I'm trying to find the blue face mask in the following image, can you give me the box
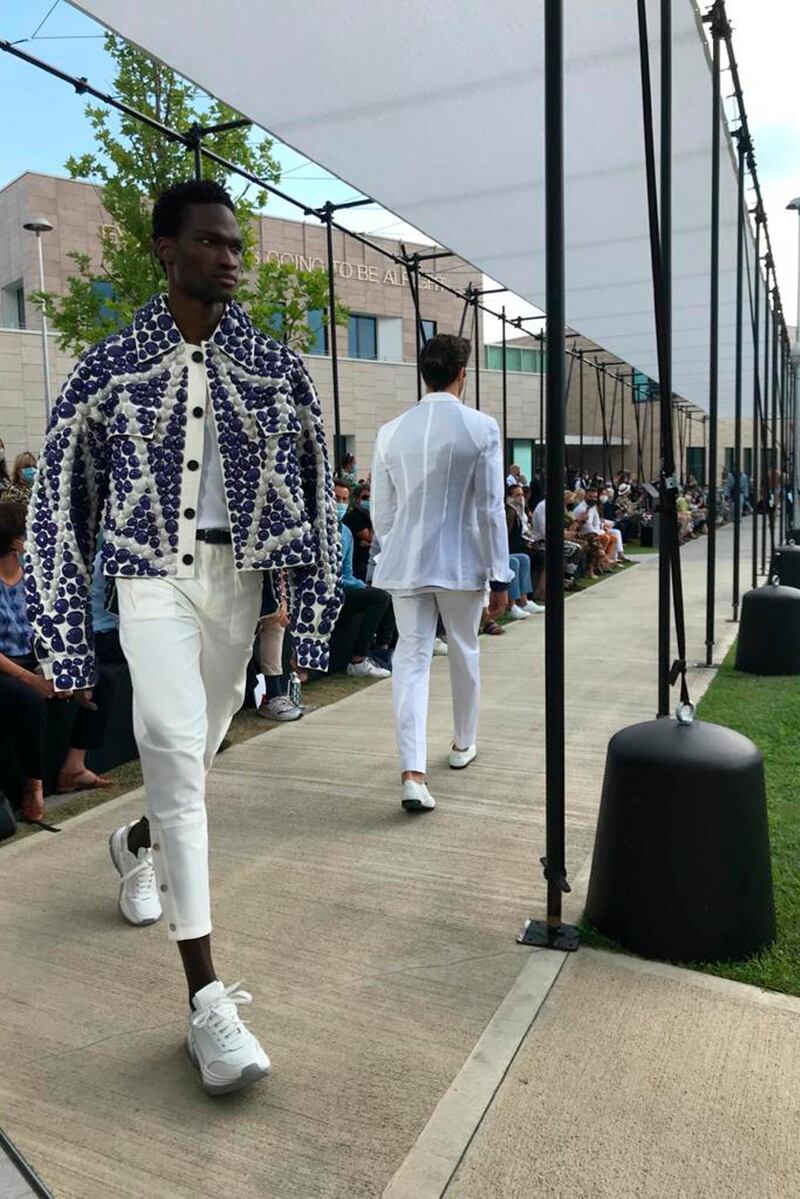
[360,499,371,514]
[22,467,36,485]
[335,502,348,522]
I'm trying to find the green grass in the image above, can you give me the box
[582,645,800,997]
[624,541,659,555]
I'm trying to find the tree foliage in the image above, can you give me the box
[33,35,283,356]
[248,259,349,354]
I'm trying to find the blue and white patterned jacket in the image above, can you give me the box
[25,294,342,691]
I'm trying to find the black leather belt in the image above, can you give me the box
[196,528,232,544]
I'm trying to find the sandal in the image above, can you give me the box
[56,769,114,794]
[483,620,505,636]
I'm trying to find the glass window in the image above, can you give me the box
[307,308,327,355]
[91,279,116,323]
[506,347,522,372]
[421,319,437,343]
[510,439,534,483]
[348,315,377,360]
[686,446,705,485]
[2,281,25,329]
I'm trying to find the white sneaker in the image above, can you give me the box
[449,744,478,770]
[186,980,271,1096]
[347,659,391,679]
[258,695,303,721]
[401,780,436,812]
[109,823,162,926]
[433,638,449,656]
[508,604,530,620]
[521,600,545,613]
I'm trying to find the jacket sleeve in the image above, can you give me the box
[287,358,343,671]
[24,359,109,692]
[475,418,514,586]
[370,428,397,550]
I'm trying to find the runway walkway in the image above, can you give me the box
[2,522,795,1199]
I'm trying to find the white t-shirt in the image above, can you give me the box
[187,344,229,530]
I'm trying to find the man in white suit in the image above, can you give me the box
[371,334,512,812]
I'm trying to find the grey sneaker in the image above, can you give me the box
[258,695,303,722]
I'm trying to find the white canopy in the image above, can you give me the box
[71,0,762,418]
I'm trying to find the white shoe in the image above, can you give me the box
[508,604,530,620]
[347,659,391,679]
[401,780,436,812]
[109,823,162,926]
[258,694,303,721]
[186,980,271,1096]
[433,638,449,656]
[521,600,545,613]
[449,744,477,770]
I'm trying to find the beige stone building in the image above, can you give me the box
[0,170,735,487]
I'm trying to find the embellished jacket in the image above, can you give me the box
[25,295,342,691]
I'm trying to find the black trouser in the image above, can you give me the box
[0,658,114,783]
[329,586,392,672]
[96,628,126,664]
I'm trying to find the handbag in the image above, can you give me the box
[0,791,17,842]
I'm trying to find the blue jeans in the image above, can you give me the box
[508,553,533,602]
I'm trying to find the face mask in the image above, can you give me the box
[22,467,36,484]
[335,502,348,521]
[360,499,371,513]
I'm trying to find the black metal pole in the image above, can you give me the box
[771,286,778,562]
[762,261,771,573]
[518,0,577,953]
[621,375,626,479]
[579,349,584,478]
[751,209,761,589]
[705,1,721,664]
[658,0,673,716]
[780,334,787,543]
[501,306,508,457]
[538,332,545,471]
[731,130,746,623]
[324,203,343,474]
[473,291,481,411]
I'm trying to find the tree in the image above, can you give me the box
[33,34,282,356]
[247,259,349,354]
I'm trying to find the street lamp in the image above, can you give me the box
[22,215,54,424]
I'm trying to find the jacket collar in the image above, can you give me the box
[421,390,462,403]
[131,293,257,370]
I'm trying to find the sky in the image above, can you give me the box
[1,0,799,339]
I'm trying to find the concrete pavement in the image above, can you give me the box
[2,522,790,1199]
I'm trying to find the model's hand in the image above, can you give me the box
[74,688,96,711]
[488,589,508,620]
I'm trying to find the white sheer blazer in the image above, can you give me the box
[371,392,514,593]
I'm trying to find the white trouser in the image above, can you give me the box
[391,590,485,775]
[116,543,262,941]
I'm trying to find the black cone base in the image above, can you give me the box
[586,718,774,963]
[735,584,800,675]
[771,544,800,589]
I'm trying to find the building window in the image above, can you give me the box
[2,281,25,329]
[686,446,705,485]
[485,345,545,373]
[307,308,327,355]
[348,314,378,360]
[91,279,116,323]
[421,319,437,343]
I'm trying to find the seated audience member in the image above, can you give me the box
[0,451,37,509]
[506,484,546,601]
[343,482,374,582]
[506,463,528,488]
[0,504,114,820]
[341,452,359,488]
[507,553,544,618]
[0,438,10,495]
[573,488,615,574]
[597,487,631,563]
[332,480,393,679]
[675,490,696,541]
[256,572,302,722]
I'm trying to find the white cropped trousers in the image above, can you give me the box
[116,543,262,941]
[391,589,485,775]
